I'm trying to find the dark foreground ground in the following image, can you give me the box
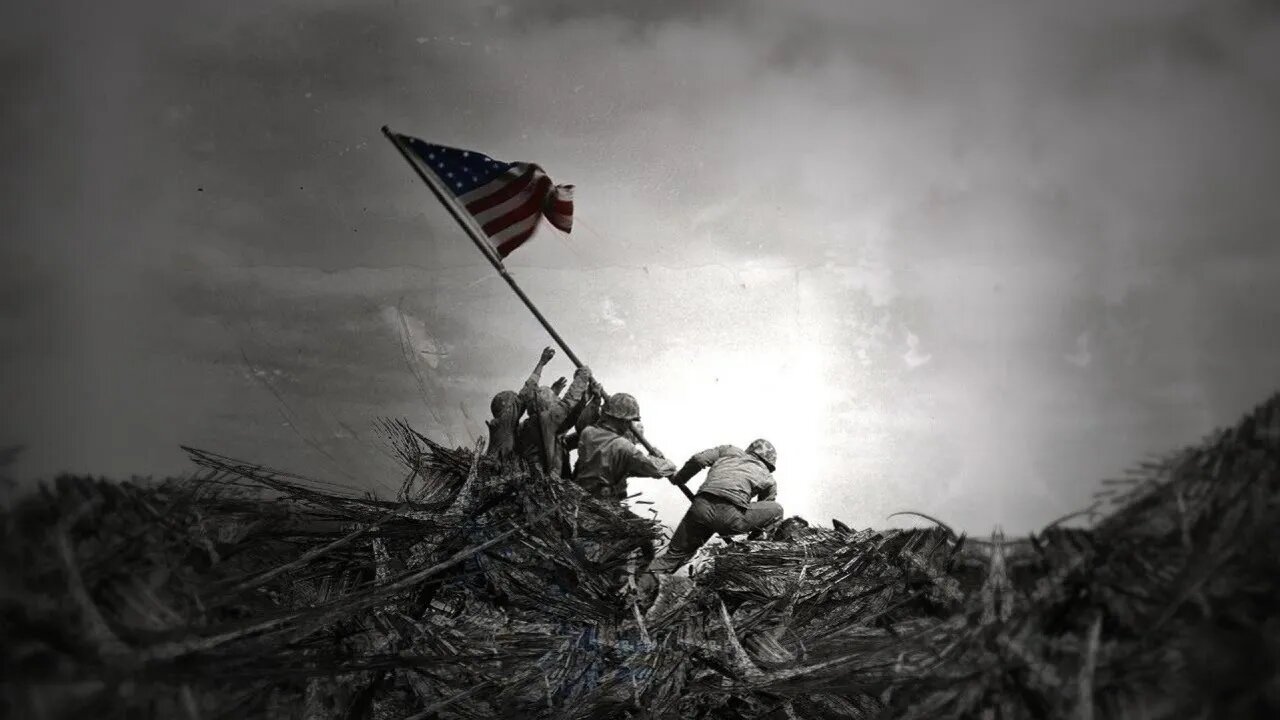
[3,398,1279,719]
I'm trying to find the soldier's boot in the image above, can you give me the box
[746,517,785,541]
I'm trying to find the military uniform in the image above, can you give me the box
[514,366,593,478]
[570,394,676,583]
[645,440,782,577]
[573,424,676,502]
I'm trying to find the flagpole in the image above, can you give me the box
[382,127,686,488]
[382,126,586,367]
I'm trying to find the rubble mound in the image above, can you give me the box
[3,398,1280,718]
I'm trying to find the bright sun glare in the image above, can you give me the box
[621,329,837,533]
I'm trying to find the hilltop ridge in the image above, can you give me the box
[2,395,1278,718]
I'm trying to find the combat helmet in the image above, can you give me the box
[534,386,559,411]
[490,390,519,417]
[746,438,777,471]
[601,392,641,421]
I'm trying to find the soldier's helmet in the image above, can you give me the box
[746,438,777,471]
[602,392,641,421]
[490,390,519,417]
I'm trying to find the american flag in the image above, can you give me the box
[394,133,574,259]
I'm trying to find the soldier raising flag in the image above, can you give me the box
[382,127,684,482]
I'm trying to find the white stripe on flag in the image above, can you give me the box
[472,177,545,226]
[457,165,528,205]
[488,213,541,246]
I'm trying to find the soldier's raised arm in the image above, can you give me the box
[558,366,592,408]
[548,365,592,433]
[519,346,557,410]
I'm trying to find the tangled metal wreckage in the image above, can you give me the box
[3,388,1279,719]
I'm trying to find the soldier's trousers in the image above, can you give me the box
[646,494,783,575]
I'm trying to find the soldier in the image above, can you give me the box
[486,347,555,463]
[636,439,783,605]
[484,389,522,463]
[571,392,677,585]
[572,392,677,502]
[515,347,594,479]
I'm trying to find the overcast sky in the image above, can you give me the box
[3,0,1279,533]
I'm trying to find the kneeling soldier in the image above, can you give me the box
[637,439,783,605]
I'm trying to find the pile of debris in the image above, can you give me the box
[3,396,1279,718]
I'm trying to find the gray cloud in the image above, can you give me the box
[3,0,1279,532]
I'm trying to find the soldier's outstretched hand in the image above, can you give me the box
[539,346,556,365]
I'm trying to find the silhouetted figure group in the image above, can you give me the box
[485,347,785,609]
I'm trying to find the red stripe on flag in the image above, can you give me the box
[456,165,524,206]
[463,166,537,216]
[544,187,573,231]
[549,199,574,217]
[490,213,542,258]
[545,214,572,234]
[481,176,551,237]
[495,230,536,258]
[488,229,529,257]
